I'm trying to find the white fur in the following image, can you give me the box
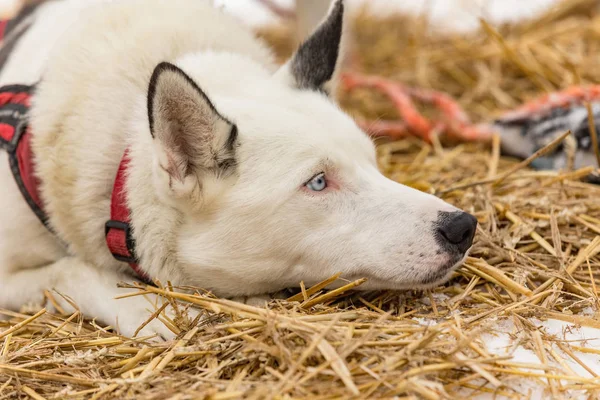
[0,0,466,338]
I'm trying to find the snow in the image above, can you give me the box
[541,319,600,378]
[216,0,561,33]
[0,0,563,33]
[470,318,600,399]
[0,0,16,9]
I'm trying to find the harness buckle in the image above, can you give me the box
[105,220,137,264]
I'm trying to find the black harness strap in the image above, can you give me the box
[0,84,49,228]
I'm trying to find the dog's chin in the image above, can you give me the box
[414,252,469,289]
[353,251,468,291]
[413,269,456,290]
[300,250,470,293]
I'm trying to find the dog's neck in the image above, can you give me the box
[122,100,190,286]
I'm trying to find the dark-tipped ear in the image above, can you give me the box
[274,0,344,94]
[148,62,237,191]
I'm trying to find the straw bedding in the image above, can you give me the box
[1,1,600,399]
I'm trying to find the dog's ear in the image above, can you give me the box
[148,62,237,200]
[274,0,344,95]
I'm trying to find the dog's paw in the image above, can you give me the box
[114,300,204,341]
[231,294,271,307]
[112,297,177,341]
[115,308,176,341]
[231,290,289,307]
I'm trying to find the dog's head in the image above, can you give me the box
[145,1,476,296]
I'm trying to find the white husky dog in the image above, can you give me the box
[0,0,477,338]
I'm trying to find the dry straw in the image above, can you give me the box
[2,0,600,398]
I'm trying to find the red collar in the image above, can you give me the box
[104,150,152,283]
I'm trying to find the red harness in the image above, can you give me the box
[105,151,151,282]
[0,85,151,283]
[0,13,150,283]
[0,85,46,225]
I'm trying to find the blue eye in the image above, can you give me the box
[306,173,327,191]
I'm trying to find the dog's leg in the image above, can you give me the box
[0,257,177,339]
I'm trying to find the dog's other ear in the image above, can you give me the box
[274,0,344,95]
[148,62,237,200]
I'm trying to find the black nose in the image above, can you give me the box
[436,211,477,253]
